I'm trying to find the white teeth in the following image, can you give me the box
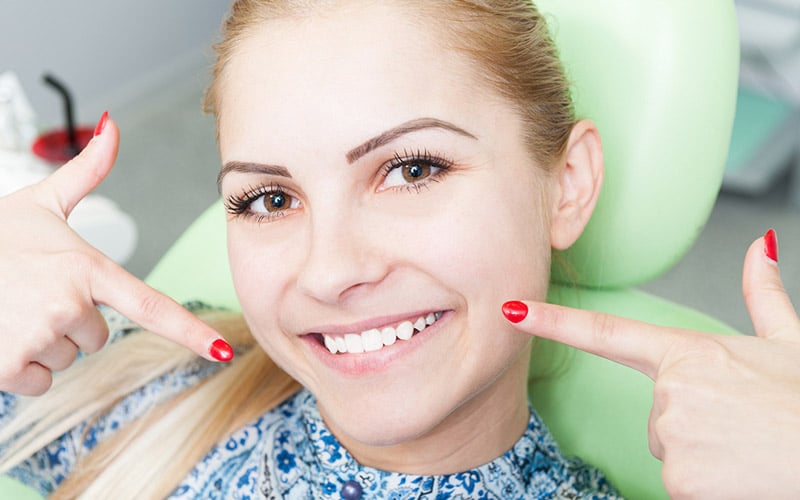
[381,326,397,346]
[344,333,364,353]
[324,335,338,354]
[321,312,444,355]
[362,329,383,352]
[396,321,414,340]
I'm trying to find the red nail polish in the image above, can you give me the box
[93,110,109,138]
[502,301,528,324]
[209,339,234,362]
[764,228,778,263]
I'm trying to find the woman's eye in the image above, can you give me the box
[383,161,440,188]
[251,190,300,214]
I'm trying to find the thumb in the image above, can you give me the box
[742,228,799,340]
[31,111,119,218]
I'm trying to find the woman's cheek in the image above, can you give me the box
[227,226,295,319]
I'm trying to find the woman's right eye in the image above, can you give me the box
[224,186,302,221]
[250,190,300,214]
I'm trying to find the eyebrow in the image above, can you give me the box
[217,117,478,190]
[217,161,291,192]
[346,117,477,164]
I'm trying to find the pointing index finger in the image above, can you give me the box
[503,300,682,379]
[92,257,233,362]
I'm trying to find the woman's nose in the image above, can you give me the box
[296,215,389,304]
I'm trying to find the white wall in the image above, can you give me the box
[0,0,231,128]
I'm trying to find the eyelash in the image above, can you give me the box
[224,182,292,224]
[379,148,453,193]
[224,149,453,223]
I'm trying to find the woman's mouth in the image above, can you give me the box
[316,311,444,355]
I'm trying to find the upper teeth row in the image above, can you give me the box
[323,312,442,355]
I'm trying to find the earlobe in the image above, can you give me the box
[549,120,604,250]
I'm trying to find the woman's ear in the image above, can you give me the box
[549,120,604,250]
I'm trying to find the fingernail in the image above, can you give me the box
[502,301,528,324]
[764,228,778,263]
[93,110,109,138]
[209,338,234,362]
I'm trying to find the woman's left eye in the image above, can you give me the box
[381,154,449,189]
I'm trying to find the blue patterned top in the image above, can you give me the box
[2,307,621,499]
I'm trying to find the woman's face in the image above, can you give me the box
[218,3,556,470]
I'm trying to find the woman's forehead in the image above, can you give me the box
[216,3,505,162]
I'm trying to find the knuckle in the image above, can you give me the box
[64,248,101,276]
[690,336,732,367]
[647,439,662,461]
[590,312,619,345]
[1,364,53,396]
[661,464,688,499]
[666,335,732,371]
[0,357,29,382]
[652,412,676,445]
[653,406,692,452]
[542,306,567,333]
[653,376,684,403]
[133,289,169,326]
[26,375,54,397]
[50,351,78,372]
[79,326,109,354]
[662,463,705,500]
[745,279,787,302]
[647,417,663,459]
[45,299,88,331]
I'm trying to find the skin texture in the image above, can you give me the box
[217,3,600,474]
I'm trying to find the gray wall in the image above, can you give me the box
[1,1,230,127]
[736,0,800,103]
[1,1,232,278]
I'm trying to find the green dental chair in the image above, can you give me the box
[0,1,739,498]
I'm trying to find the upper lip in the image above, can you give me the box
[301,309,445,337]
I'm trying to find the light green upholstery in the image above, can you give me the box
[1,1,739,499]
[542,0,739,288]
[529,1,740,498]
[0,477,40,499]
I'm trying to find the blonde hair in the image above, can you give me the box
[1,1,575,497]
[0,311,301,499]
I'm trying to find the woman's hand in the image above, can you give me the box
[504,231,800,499]
[0,113,232,397]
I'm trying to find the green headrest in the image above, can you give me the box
[539,0,739,288]
[148,1,740,297]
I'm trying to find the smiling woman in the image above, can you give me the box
[0,1,611,498]
[214,0,604,481]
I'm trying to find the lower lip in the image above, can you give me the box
[302,311,452,376]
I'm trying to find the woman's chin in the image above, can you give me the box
[314,384,462,455]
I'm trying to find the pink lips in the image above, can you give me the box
[302,310,451,375]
